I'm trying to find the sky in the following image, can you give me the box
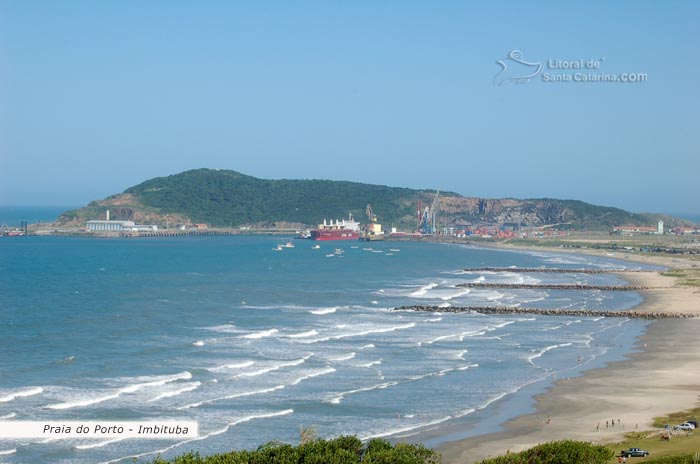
[1,1,698,215]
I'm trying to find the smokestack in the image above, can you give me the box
[106,210,110,221]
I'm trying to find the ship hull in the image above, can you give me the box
[310,230,360,241]
[359,233,385,241]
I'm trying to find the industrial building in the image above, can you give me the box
[86,210,158,233]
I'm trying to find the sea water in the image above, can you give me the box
[0,236,655,463]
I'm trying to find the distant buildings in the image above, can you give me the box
[86,220,135,232]
[671,226,700,236]
[86,210,158,233]
[612,221,664,235]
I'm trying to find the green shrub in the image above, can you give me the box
[477,440,613,464]
[147,436,440,464]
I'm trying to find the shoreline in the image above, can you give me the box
[432,246,700,463]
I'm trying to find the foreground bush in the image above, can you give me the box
[149,436,441,464]
[477,439,613,464]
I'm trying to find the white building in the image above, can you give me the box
[86,220,135,232]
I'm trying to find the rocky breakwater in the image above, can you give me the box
[392,306,697,319]
[456,283,651,291]
[463,267,653,274]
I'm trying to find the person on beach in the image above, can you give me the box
[606,420,609,429]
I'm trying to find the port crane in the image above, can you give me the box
[366,204,378,223]
[418,190,440,235]
[361,204,385,241]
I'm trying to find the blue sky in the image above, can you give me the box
[1,1,698,215]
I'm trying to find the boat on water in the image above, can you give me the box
[310,214,361,241]
[312,244,321,249]
[273,245,284,251]
[282,242,295,248]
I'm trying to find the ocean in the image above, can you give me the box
[0,235,655,463]
[0,206,77,227]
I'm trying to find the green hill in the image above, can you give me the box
[57,169,689,230]
[123,168,424,228]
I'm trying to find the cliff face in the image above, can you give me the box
[438,197,570,226]
[57,193,191,227]
[56,169,686,230]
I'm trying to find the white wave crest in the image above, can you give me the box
[357,359,383,368]
[240,329,279,339]
[289,367,336,386]
[328,363,479,404]
[301,323,416,344]
[0,386,43,403]
[204,324,239,333]
[147,382,201,402]
[76,437,127,450]
[329,352,356,362]
[360,415,453,441]
[46,371,191,410]
[208,361,255,372]
[528,343,573,364]
[236,356,310,378]
[309,307,337,315]
[179,385,287,410]
[410,283,439,297]
[286,330,319,338]
[103,409,294,464]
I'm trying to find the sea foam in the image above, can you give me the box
[0,386,43,403]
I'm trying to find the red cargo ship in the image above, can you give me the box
[310,214,361,241]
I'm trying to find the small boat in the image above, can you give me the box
[273,245,283,251]
[362,247,373,251]
[334,248,344,254]
[389,248,400,252]
[385,253,394,256]
[325,253,335,258]
[350,246,359,249]
[312,244,321,249]
[283,242,295,248]
[371,250,383,253]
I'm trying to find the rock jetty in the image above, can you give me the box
[456,283,651,291]
[392,305,697,319]
[462,267,652,274]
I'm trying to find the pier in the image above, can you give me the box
[392,305,697,319]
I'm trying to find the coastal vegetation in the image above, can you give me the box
[475,435,700,464]
[661,269,700,287]
[57,168,685,230]
[476,440,614,463]
[146,436,441,464]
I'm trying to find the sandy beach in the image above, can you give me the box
[437,248,700,463]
